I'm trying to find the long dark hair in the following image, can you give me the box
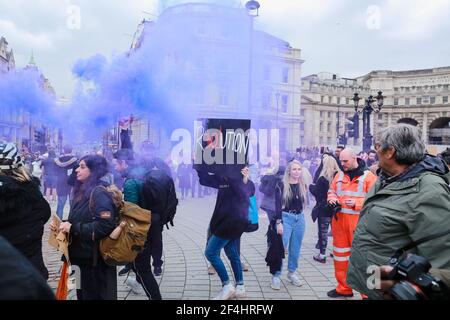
[73,155,109,201]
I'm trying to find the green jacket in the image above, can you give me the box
[123,167,146,205]
[347,155,450,299]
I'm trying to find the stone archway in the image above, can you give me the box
[429,117,450,145]
[397,118,419,126]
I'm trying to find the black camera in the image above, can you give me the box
[387,254,449,300]
[326,202,341,219]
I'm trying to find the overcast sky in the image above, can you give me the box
[1,0,449,99]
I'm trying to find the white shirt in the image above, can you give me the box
[32,160,42,178]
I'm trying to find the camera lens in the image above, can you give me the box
[390,281,426,300]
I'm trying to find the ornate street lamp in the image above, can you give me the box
[352,91,384,151]
[352,93,361,112]
[245,0,260,17]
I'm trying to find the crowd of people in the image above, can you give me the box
[1,123,449,300]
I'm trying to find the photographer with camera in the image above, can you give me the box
[326,149,377,298]
[376,257,450,300]
[347,124,450,300]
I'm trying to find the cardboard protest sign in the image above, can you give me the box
[194,118,251,179]
[48,213,69,262]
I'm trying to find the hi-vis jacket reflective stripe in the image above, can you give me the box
[328,168,377,294]
[327,170,377,214]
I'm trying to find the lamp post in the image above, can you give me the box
[352,91,384,151]
[245,0,260,115]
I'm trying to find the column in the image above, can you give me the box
[387,112,392,128]
[290,122,300,151]
[334,111,338,145]
[422,113,428,144]
[315,111,321,146]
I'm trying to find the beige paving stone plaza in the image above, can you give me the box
[43,195,361,300]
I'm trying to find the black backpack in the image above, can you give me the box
[141,169,178,229]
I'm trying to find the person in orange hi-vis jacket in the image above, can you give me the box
[326,148,377,298]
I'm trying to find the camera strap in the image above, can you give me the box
[391,229,450,263]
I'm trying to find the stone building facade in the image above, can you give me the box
[302,67,450,150]
[127,2,304,154]
[0,37,56,148]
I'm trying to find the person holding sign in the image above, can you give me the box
[194,118,254,300]
[199,166,254,300]
[50,155,118,300]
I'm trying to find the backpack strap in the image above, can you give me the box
[390,229,450,264]
[89,185,123,214]
[88,186,105,214]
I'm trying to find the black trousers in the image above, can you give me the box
[317,216,332,255]
[76,259,117,300]
[148,218,164,268]
[132,240,162,300]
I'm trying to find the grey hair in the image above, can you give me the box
[376,124,425,165]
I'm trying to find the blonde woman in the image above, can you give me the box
[0,141,51,280]
[271,160,309,290]
[309,155,342,263]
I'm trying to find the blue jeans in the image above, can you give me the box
[56,195,68,220]
[280,212,305,274]
[205,235,243,286]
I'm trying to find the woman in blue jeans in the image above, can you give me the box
[198,167,254,300]
[271,160,309,290]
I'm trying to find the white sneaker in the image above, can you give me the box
[235,285,246,299]
[271,276,281,290]
[126,276,143,294]
[287,272,303,287]
[212,283,235,300]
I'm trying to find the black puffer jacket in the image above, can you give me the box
[0,236,55,299]
[198,170,253,240]
[68,183,117,266]
[309,175,332,221]
[0,175,51,279]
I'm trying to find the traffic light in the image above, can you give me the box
[338,135,347,145]
[345,113,359,139]
[34,130,45,144]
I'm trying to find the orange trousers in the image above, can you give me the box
[331,213,359,295]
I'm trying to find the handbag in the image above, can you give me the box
[312,202,334,222]
[246,195,259,233]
